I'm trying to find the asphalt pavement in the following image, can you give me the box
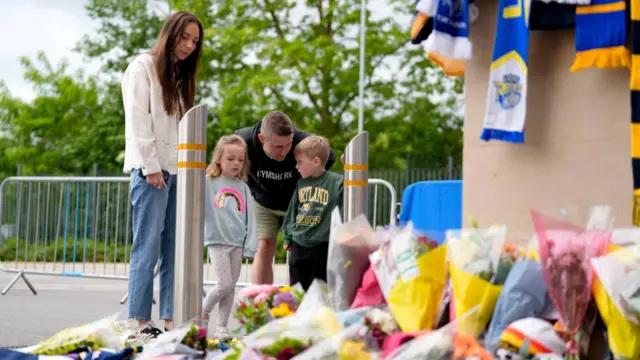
[0,265,290,348]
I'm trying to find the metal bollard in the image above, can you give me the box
[343,132,369,221]
[173,104,208,326]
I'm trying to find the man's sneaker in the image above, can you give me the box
[216,326,233,341]
[138,322,163,342]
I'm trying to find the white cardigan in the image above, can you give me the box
[121,53,179,176]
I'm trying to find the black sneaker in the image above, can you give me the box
[138,322,163,342]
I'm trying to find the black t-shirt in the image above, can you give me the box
[235,122,336,212]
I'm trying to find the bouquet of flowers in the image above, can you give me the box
[181,324,208,352]
[386,306,491,360]
[531,210,610,359]
[591,244,640,359]
[234,285,305,335]
[31,313,126,355]
[383,223,449,332]
[446,225,508,336]
[327,209,379,311]
[291,323,381,360]
[233,280,343,360]
[362,307,399,348]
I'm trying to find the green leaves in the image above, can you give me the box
[0,51,123,176]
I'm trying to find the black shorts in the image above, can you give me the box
[288,242,329,291]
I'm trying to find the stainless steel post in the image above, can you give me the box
[343,132,369,221]
[357,0,367,134]
[173,104,208,326]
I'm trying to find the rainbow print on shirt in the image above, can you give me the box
[214,187,246,213]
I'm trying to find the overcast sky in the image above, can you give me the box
[0,0,100,101]
[0,0,407,102]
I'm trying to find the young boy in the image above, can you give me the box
[283,136,343,290]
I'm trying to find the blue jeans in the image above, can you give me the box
[128,169,177,321]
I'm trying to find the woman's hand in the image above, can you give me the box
[146,172,166,189]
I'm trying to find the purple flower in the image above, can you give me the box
[273,291,297,310]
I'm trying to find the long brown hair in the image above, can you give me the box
[206,135,249,181]
[150,11,203,118]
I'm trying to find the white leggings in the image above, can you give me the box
[202,244,243,328]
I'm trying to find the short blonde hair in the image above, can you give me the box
[294,136,330,166]
[206,134,249,181]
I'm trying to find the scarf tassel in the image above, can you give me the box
[428,51,465,77]
[571,0,630,72]
[633,190,640,226]
[570,46,631,72]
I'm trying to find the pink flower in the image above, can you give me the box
[531,211,611,357]
[242,284,280,299]
[254,292,270,305]
[197,326,207,340]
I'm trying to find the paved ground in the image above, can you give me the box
[0,264,289,348]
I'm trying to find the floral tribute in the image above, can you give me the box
[181,324,208,352]
[233,285,305,335]
[416,234,440,257]
[531,211,610,359]
[363,308,399,347]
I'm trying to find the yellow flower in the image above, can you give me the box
[338,340,371,360]
[279,286,292,293]
[271,303,294,318]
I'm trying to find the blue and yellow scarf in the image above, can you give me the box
[481,0,531,143]
[424,0,473,60]
[571,0,630,72]
[412,0,477,77]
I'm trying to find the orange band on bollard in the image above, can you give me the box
[343,164,368,171]
[177,161,207,169]
[344,180,368,187]
[178,144,207,151]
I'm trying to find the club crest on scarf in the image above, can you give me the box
[439,0,463,18]
[494,74,523,110]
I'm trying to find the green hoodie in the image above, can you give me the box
[283,171,343,248]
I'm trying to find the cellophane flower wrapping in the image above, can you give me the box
[290,323,381,360]
[31,313,129,355]
[237,280,343,359]
[446,226,508,337]
[326,209,378,311]
[591,243,640,359]
[386,306,491,360]
[385,223,449,332]
[368,234,399,301]
[611,228,640,247]
[531,210,611,358]
[138,325,205,360]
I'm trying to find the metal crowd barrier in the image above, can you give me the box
[0,176,397,298]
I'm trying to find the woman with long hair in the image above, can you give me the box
[121,10,203,340]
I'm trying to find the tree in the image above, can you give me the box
[0,52,124,176]
[76,0,463,170]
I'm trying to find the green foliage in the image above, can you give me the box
[0,238,128,263]
[0,237,289,264]
[0,53,124,176]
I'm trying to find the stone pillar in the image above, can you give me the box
[463,1,632,243]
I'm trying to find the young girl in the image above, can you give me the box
[202,134,257,340]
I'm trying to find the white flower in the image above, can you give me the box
[368,308,398,334]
